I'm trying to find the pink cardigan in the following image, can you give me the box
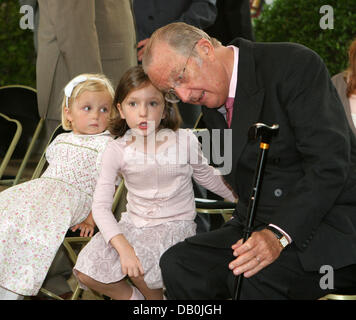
[92,129,236,243]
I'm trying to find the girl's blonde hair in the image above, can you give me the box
[61,73,115,130]
[110,66,182,137]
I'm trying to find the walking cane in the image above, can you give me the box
[233,123,279,300]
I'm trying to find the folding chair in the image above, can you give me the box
[192,116,236,232]
[321,293,356,300]
[320,288,356,300]
[0,85,44,186]
[30,124,66,180]
[0,112,22,181]
[195,198,235,224]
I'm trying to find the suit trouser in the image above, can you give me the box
[160,222,356,300]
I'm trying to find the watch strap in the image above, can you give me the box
[265,225,289,248]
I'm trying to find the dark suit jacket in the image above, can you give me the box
[133,0,217,42]
[205,0,254,43]
[200,38,356,272]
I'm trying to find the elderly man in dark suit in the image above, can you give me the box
[142,22,356,299]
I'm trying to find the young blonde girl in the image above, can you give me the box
[0,73,115,299]
[74,66,237,300]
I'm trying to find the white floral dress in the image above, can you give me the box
[0,131,112,296]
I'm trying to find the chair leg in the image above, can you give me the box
[70,284,83,300]
[39,287,64,300]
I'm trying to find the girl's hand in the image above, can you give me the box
[110,234,145,277]
[71,221,95,237]
[119,245,145,278]
[71,212,96,237]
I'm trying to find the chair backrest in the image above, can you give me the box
[31,124,67,180]
[0,113,22,180]
[0,85,41,158]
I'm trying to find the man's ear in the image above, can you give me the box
[196,38,215,61]
[117,103,125,119]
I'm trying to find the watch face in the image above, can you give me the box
[280,237,289,248]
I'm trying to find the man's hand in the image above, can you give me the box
[137,38,150,61]
[229,229,283,278]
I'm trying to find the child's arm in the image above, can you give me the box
[92,142,125,239]
[110,234,144,278]
[92,141,144,277]
[71,212,95,237]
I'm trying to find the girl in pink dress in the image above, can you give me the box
[74,66,237,300]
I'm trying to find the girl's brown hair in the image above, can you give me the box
[109,66,182,137]
[346,38,356,97]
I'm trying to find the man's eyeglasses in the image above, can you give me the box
[165,41,198,104]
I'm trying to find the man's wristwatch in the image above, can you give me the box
[265,226,289,249]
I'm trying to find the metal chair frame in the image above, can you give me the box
[192,124,236,226]
[0,112,22,180]
[0,85,44,186]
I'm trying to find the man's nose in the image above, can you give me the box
[174,87,191,103]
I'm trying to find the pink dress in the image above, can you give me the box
[74,129,235,289]
[0,131,112,295]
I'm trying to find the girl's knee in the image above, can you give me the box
[74,269,91,286]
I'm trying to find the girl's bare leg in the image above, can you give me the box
[130,275,163,300]
[75,270,134,300]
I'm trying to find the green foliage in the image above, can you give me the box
[0,1,36,88]
[254,0,356,76]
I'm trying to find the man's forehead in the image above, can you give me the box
[147,42,183,89]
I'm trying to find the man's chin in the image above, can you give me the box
[199,96,225,109]
[203,100,223,109]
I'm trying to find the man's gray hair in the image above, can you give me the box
[142,22,221,72]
